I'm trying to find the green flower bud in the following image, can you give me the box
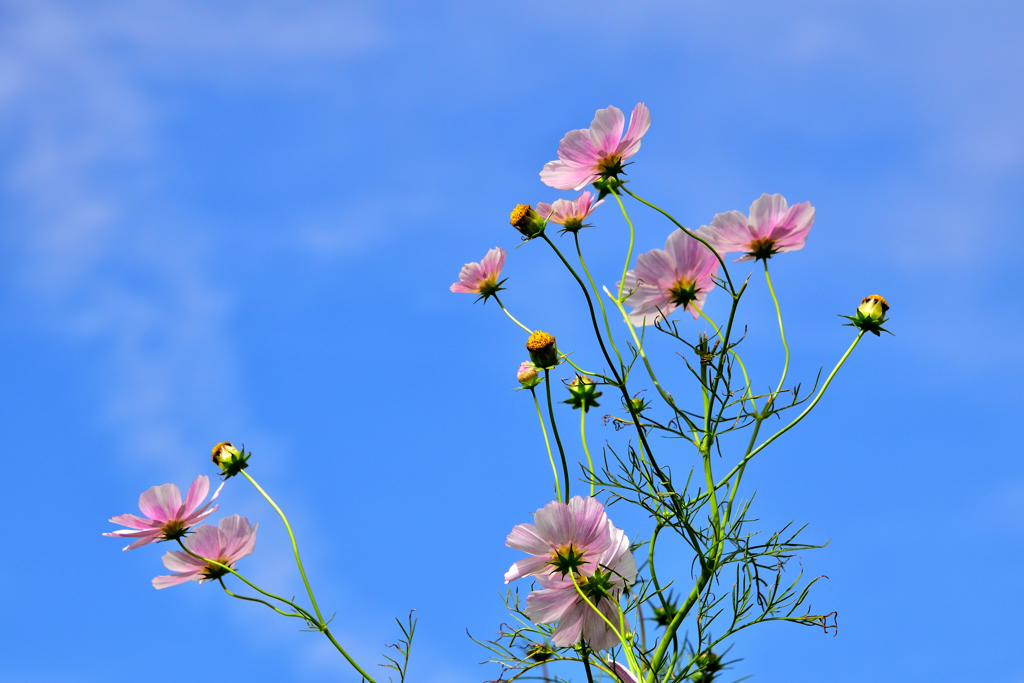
[510,204,546,239]
[526,330,559,369]
[842,294,891,336]
[564,375,602,412]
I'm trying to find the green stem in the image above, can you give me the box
[531,386,562,501]
[240,471,325,624]
[621,187,735,292]
[545,368,570,503]
[493,294,533,334]
[763,262,790,410]
[717,330,866,488]
[575,231,625,371]
[582,649,596,683]
[580,408,595,497]
[611,192,637,301]
[218,578,306,619]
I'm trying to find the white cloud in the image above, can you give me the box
[0,1,386,464]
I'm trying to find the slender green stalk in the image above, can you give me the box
[611,192,637,300]
[763,263,790,409]
[219,578,306,619]
[531,386,562,501]
[716,330,866,488]
[582,649,596,683]
[580,408,595,497]
[240,471,324,623]
[695,306,755,414]
[575,231,625,370]
[545,368,570,503]
[493,294,533,334]
[621,187,735,292]
[568,572,640,677]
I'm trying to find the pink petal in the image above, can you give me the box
[772,201,814,252]
[557,129,599,167]
[120,531,163,551]
[184,524,225,559]
[607,661,639,683]
[152,572,197,589]
[588,106,625,156]
[108,513,159,530]
[536,202,554,220]
[181,475,210,518]
[615,102,651,160]
[450,281,476,293]
[748,193,790,238]
[504,555,552,584]
[480,247,506,276]
[138,483,183,523]
[533,500,576,547]
[162,550,204,573]
[540,160,597,191]
[551,598,587,647]
[634,247,677,289]
[506,523,551,555]
[568,497,611,552]
[582,599,627,651]
[707,210,754,255]
[525,586,579,625]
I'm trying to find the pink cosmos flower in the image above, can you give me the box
[104,475,223,551]
[505,496,637,651]
[536,191,604,233]
[706,193,815,262]
[152,514,258,589]
[524,525,637,651]
[505,496,614,584]
[540,104,651,191]
[618,227,721,326]
[449,247,506,299]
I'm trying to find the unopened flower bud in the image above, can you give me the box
[857,294,888,320]
[517,361,542,389]
[526,330,559,369]
[564,375,602,412]
[842,294,891,336]
[510,204,546,239]
[212,441,250,479]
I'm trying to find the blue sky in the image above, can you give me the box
[1,1,1022,682]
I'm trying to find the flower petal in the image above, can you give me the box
[504,555,552,584]
[526,586,579,626]
[615,102,651,160]
[533,500,576,548]
[506,523,551,555]
[589,106,625,156]
[138,483,183,523]
[540,160,597,191]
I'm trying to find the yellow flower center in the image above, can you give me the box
[526,330,556,352]
[510,204,531,227]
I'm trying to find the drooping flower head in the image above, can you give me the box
[540,104,651,192]
[152,514,257,589]
[536,191,604,234]
[706,193,814,262]
[450,247,507,301]
[104,475,223,551]
[618,227,721,326]
[505,497,637,651]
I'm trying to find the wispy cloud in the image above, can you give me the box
[0,1,387,465]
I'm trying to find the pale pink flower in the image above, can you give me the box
[536,191,604,233]
[706,193,815,262]
[449,247,506,299]
[104,475,223,551]
[505,497,637,651]
[523,525,637,651]
[607,660,639,683]
[618,228,721,326]
[540,104,651,191]
[505,496,614,584]
[152,515,258,589]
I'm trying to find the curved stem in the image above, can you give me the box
[580,408,595,497]
[611,192,637,301]
[575,231,625,370]
[545,368,570,503]
[493,294,533,334]
[621,187,735,293]
[531,386,561,502]
[240,471,325,625]
[695,306,755,415]
[763,262,789,410]
[219,578,306,619]
[568,572,639,676]
[716,330,866,488]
